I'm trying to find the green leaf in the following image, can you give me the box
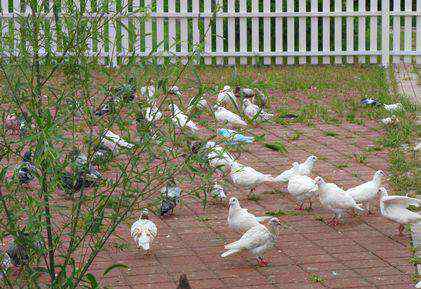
[84,273,99,289]
[264,141,287,154]
[103,263,129,277]
[0,165,9,181]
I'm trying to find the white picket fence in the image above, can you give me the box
[0,0,420,67]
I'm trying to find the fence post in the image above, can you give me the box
[381,0,390,67]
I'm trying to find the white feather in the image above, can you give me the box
[214,106,247,127]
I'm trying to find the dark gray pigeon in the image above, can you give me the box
[177,274,192,289]
[16,151,36,185]
[159,179,181,216]
[6,232,43,268]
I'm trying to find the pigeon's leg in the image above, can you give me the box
[307,200,313,211]
[257,256,269,267]
[295,202,304,211]
[365,203,373,215]
[398,224,405,236]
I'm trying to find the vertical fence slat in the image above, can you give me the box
[358,0,366,63]
[98,0,106,64]
[346,0,354,64]
[275,0,283,65]
[310,0,318,64]
[239,0,247,65]
[216,0,223,65]
[145,0,153,57]
[403,0,412,63]
[156,0,163,64]
[227,0,235,66]
[251,0,259,65]
[263,0,271,65]
[370,0,378,63]
[392,0,400,63]
[298,0,306,64]
[204,0,212,65]
[121,0,129,63]
[0,0,9,53]
[133,0,140,58]
[13,0,20,54]
[417,0,421,64]
[381,0,389,66]
[192,0,200,52]
[109,0,117,66]
[180,0,188,64]
[286,0,294,65]
[322,0,330,64]
[85,0,92,57]
[167,0,175,61]
[334,0,342,64]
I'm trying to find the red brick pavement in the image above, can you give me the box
[90,90,416,288]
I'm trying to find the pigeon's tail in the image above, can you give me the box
[256,216,272,222]
[354,203,365,212]
[138,234,150,251]
[263,174,276,183]
[221,248,240,258]
[274,175,289,184]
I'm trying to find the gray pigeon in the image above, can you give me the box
[159,178,181,216]
[177,274,192,289]
[16,151,36,185]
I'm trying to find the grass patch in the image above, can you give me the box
[335,163,350,169]
[265,209,303,217]
[354,153,367,164]
[248,194,261,202]
[195,216,210,222]
[324,131,338,137]
[308,274,325,284]
[264,141,287,154]
[288,131,302,141]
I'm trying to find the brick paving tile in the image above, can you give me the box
[363,274,413,286]
[323,277,373,288]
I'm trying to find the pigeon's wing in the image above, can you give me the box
[288,176,317,197]
[226,225,270,251]
[145,220,158,238]
[383,196,421,208]
[274,168,293,183]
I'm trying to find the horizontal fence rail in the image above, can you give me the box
[0,0,420,66]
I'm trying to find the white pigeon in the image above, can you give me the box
[227,197,271,233]
[416,280,421,288]
[130,209,157,251]
[384,102,402,112]
[214,106,247,127]
[205,141,236,171]
[211,182,227,201]
[379,187,421,236]
[274,156,317,183]
[287,162,318,210]
[243,99,273,121]
[315,176,364,226]
[381,115,398,125]
[140,85,156,102]
[169,85,182,96]
[217,85,237,105]
[221,217,281,267]
[104,130,134,149]
[188,96,208,110]
[229,162,275,194]
[169,104,199,132]
[144,105,162,122]
[100,137,119,153]
[346,170,385,214]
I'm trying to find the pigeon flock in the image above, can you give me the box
[2,80,419,287]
